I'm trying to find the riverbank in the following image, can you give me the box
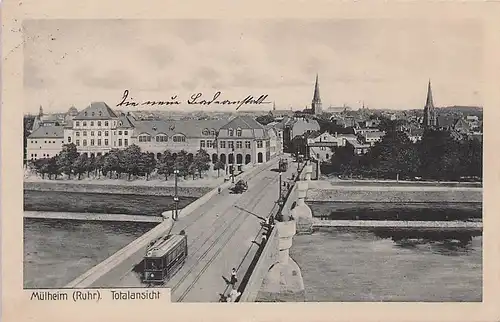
[24,181,212,198]
[306,181,482,203]
[24,211,164,223]
[24,190,197,216]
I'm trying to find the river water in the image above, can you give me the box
[289,202,482,302]
[24,218,157,289]
[24,197,482,301]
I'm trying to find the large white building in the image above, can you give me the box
[26,102,283,166]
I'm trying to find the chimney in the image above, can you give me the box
[335,132,338,138]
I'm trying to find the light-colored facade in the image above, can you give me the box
[27,126,65,160]
[27,103,273,167]
[360,131,386,146]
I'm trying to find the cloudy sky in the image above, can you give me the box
[23,19,483,114]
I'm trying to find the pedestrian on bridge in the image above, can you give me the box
[230,268,238,286]
[218,187,221,194]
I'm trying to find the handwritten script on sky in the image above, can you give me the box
[116,90,272,110]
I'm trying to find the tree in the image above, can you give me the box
[138,153,156,180]
[94,154,105,178]
[157,150,175,180]
[57,143,79,178]
[366,131,420,179]
[122,145,142,180]
[47,156,61,179]
[102,149,120,178]
[213,159,225,178]
[72,153,88,180]
[33,158,50,179]
[174,150,190,179]
[85,155,96,178]
[256,114,275,125]
[192,149,211,178]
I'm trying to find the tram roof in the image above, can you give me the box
[145,234,185,258]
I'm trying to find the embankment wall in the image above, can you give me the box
[307,186,482,203]
[24,181,212,198]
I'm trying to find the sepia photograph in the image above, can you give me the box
[20,18,485,304]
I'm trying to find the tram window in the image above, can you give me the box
[146,258,162,269]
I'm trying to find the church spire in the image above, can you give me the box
[423,79,437,128]
[425,79,434,109]
[311,73,322,115]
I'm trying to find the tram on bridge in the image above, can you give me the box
[142,233,188,285]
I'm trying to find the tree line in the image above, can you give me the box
[29,143,221,181]
[325,127,482,181]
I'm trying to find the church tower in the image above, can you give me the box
[38,105,44,117]
[423,80,437,128]
[311,74,322,115]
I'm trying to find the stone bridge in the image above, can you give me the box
[65,156,315,302]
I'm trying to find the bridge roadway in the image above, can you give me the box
[108,158,297,302]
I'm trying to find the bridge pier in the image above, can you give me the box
[294,163,314,234]
[256,220,305,302]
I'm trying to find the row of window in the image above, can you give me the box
[227,129,242,137]
[138,134,186,143]
[30,140,60,144]
[75,138,129,147]
[76,120,109,127]
[202,129,218,136]
[75,130,129,137]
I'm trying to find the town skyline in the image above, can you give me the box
[24,19,482,114]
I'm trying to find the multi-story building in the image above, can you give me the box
[216,116,271,171]
[63,102,133,157]
[26,126,65,161]
[26,103,275,167]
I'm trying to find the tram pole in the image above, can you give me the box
[174,169,179,220]
[279,172,282,204]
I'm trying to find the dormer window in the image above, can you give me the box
[202,129,210,136]
[98,111,102,116]
[172,134,186,143]
[156,134,167,142]
[119,121,122,126]
[84,112,88,116]
[210,129,216,136]
[92,112,95,116]
[138,134,152,142]
[229,128,234,136]
[236,128,242,137]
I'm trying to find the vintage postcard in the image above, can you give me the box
[2,0,500,321]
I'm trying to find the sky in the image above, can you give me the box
[23,19,483,114]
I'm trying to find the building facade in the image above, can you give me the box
[27,103,277,167]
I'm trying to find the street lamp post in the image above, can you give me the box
[279,172,282,203]
[231,147,235,183]
[215,130,220,178]
[173,169,179,220]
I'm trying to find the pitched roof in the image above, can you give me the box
[73,102,118,120]
[28,125,64,138]
[363,131,386,138]
[131,119,228,138]
[220,115,266,130]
